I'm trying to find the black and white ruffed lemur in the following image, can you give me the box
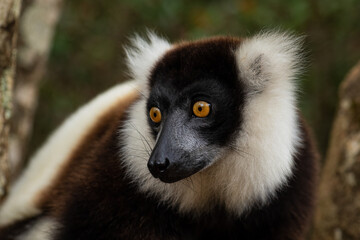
[0,31,318,240]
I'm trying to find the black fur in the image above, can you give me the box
[148,37,244,146]
[146,38,248,182]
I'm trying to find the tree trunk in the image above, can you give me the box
[0,0,22,202]
[9,0,63,179]
[312,61,360,240]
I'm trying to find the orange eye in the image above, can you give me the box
[193,101,211,118]
[149,107,162,123]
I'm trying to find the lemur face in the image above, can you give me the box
[146,39,246,183]
[124,32,302,209]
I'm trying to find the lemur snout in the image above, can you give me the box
[148,157,170,177]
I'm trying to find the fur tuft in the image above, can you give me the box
[124,31,171,94]
[236,31,304,95]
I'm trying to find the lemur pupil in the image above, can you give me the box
[154,113,157,117]
[198,107,202,112]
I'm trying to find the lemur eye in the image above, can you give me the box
[149,107,162,123]
[193,101,211,118]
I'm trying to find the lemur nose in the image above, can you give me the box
[154,158,170,172]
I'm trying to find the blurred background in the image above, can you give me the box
[29,0,360,159]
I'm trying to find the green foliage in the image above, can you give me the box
[30,0,360,157]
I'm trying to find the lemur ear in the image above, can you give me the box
[125,32,171,92]
[236,31,304,95]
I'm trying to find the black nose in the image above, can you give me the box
[148,158,170,178]
[155,158,170,172]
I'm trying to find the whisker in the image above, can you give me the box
[188,176,196,193]
[125,134,151,158]
[126,137,151,157]
[122,134,152,158]
[200,173,203,197]
[125,146,151,154]
[125,122,154,159]
[127,155,149,162]
[124,134,149,142]
[181,178,196,193]
[228,144,254,158]
[131,84,147,99]
[128,122,153,153]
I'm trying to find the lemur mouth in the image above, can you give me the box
[148,157,207,183]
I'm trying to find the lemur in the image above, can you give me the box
[0,31,318,240]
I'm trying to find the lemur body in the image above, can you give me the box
[0,32,317,240]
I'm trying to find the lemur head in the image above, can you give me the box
[145,38,245,183]
[122,32,303,214]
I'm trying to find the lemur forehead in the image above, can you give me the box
[149,37,243,90]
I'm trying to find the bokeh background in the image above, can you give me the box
[29,0,360,158]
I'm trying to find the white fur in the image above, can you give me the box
[16,217,58,240]
[0,82,137,226]
[226,31,303,211]
[121,31,303,215]
[125,32,171,96]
